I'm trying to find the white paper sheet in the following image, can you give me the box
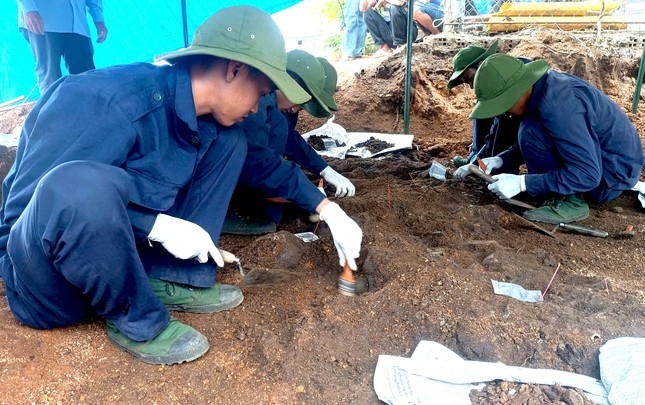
[374,340,610,405]
[599,337,645,405]
[300,117,413,159]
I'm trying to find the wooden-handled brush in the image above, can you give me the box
[338,262,357,297]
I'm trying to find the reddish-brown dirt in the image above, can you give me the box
[1,30,644,404]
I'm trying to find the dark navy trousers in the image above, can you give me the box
[21,29,96,94]
[364,9,394,49]
[1,132,246,341]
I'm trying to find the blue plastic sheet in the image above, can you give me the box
[0,0,301,103]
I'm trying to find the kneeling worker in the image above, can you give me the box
[470,54,643,224]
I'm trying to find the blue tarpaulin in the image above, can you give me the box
[0,1,302,103]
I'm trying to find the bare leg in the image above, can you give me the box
[413,8,441,35]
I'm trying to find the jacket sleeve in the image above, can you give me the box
[524,90,603,196]
[238,141,326,214]
[127,205,158,243]
[283,117,329,175]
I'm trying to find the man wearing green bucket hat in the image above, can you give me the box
[0,5,313,366]
[223,51,361,261]
[471,53,644,224]
[448,40,529,181]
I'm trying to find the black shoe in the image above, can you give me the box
[221,209,276,235]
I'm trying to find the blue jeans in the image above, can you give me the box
[416,2,444,30]
[341,0,367,57]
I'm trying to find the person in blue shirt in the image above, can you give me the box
[448,40,529,180]
[18,0,108,94]
[223,50,356,235]
[471,54,644,224]
[0,6,362,366]
[341,0,368,61]
[413,0,444,36]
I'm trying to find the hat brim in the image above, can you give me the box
[318,88,339,111]
[447,39,500,90]
[302,98,332,118]
[294,78,330,118]
[155,45,312,105]
[469,59,549,119]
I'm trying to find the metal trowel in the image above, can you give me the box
[220,249,299,288]
[511,213,608,238]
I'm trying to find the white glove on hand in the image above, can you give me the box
[320,166,356,198]
[148,214,224,267]
[488,174,526,199]
[481,156,503,174]
[319,202,362,270]
[452,164,475,180]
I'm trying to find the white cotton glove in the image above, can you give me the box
[320,166,356,198]
[452,164,475,180]
[481,156,503,174]
[148,214,224,267]
[319,202,363,270]
[488,174,526,199]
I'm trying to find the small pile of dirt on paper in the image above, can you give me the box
[352,136,394,154]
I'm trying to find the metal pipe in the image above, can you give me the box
[181,0,189,48]
[632,39,645,113]
[403,0,414,134]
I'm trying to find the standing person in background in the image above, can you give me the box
[18,0,108,94]
[341,0,367,61]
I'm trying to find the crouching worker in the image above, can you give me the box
[447,40,527,178]
[0,6,313,365]
[470,54,644,224]
[223,50,357,235]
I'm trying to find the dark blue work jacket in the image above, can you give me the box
[283,111,328,175]
[238,93,326,213]
[523,71,643,196]
[0,63,234,248]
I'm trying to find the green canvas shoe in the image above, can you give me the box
[106,317,208,365]
[150,278,244,313]
[523,194,589,224]
[453,155,470,168]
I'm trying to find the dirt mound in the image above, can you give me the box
[1,29,644,404]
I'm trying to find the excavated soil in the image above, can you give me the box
[1,30,644,404]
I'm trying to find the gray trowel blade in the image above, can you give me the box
[237,268,299,288]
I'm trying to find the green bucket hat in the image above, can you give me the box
[447,39,499,89]
[469,54,549,119]
[316,57,339,111]
[155,6,310,105]
[287,50,330,118]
